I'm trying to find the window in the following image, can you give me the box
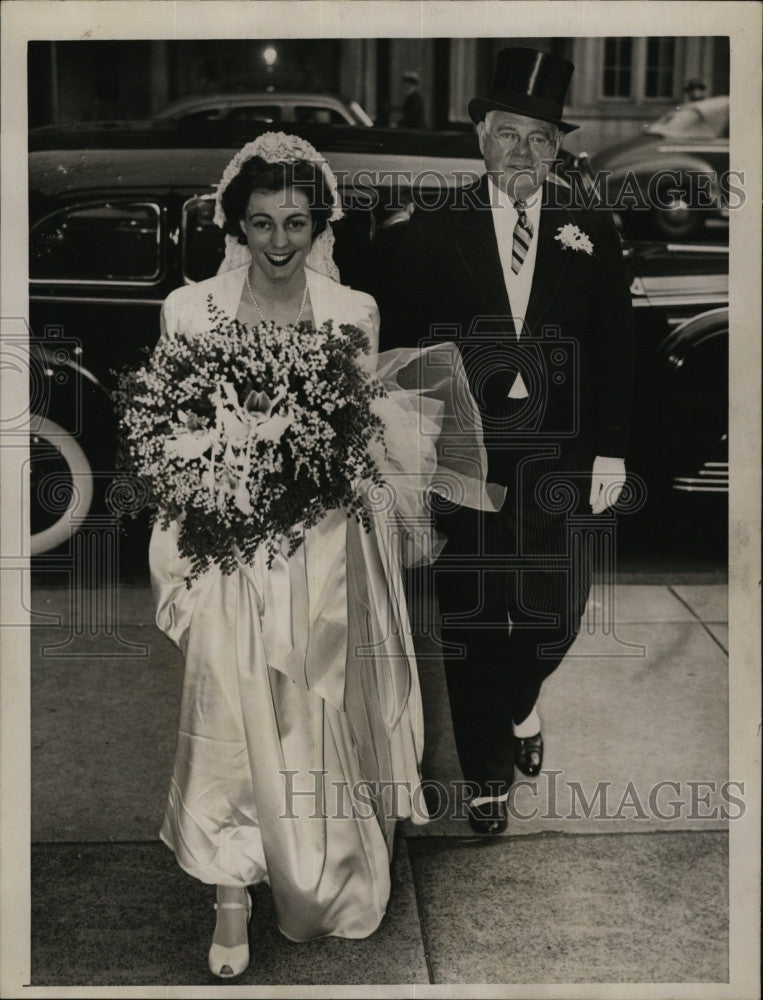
[599,37,694,102]
[645,38,675,98]
[30,202,161,282]
[227,104,280,123]
[177,107,227,122]
[602,38,633,98]
[182,196,225,284]
[293,105,347,125]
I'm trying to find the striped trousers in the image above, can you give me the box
[433,437,596,798]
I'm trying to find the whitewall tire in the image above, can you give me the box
[29,416,95,555]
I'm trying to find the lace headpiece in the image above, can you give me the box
[214,131,344,282]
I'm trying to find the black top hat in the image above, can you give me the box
[468,47,579,133]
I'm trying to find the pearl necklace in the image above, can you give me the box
[246,268,308,325]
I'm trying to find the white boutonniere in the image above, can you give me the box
[554,224,594,255]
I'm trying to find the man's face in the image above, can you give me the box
[477,110,561,202]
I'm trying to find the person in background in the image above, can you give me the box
[683,78,707,102]
[399,71,425,128]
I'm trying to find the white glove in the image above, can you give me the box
[589,455,626,514]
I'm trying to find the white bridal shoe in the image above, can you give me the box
[208,888,252,979]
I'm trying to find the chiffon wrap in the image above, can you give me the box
[366,344,505,568]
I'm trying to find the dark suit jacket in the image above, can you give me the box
[400,89,425,128]
[385,175,635,476]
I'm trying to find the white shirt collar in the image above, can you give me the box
[488,176,543,227]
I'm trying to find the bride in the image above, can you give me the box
[149,131,500,978]
[149,132,430,978]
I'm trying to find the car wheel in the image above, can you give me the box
[30,416,94,555]
[649,200,704,241]
[620,196,705,242]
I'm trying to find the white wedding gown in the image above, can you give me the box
[150,503,427,942]
[150,265,427,942]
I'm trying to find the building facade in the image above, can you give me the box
[29,36,729,155]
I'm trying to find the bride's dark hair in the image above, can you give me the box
[221,156,334,245]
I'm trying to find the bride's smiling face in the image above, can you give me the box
[240,188,315,283]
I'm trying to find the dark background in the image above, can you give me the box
[28,36,729,155]
[27,36,730,582]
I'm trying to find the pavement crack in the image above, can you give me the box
[667,586,728,654]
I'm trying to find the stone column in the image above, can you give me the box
[448,38,477,123]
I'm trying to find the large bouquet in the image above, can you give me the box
[115,297,386,581]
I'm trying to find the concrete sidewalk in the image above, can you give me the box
[29,582,730,986]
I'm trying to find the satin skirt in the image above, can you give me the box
[149,507,427,942]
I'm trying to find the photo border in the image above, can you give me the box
[2,2,760,997]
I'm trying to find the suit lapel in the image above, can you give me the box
[456,176,515,336]
[455,177,576,339]
[524,187,574,336]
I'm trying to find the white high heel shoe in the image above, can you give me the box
[208,888,252,979]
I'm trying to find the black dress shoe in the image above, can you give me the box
[513,732,543,776]
[466,800,508,835]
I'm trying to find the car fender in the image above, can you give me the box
[596,155,722,209]
[652,307,728,495]
[656,306,728,370]
[31,343,114,442]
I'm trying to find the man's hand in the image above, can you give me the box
[589,455,626,514]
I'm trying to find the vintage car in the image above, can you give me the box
[589,96,731,241]
[153,92,374,127]
[27,121,728,557]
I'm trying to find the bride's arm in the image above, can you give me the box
[148,284,209,653]
[156,287,183,347]
[366,299,380,355]
[352,290,380,355]
[149,519,214,654]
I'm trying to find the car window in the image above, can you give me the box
[227,105,280,123]
[177,108,227,122]
[182,196,225,283]
[647,100,728,139]
[30,201,161,282]
[294,105,348,125]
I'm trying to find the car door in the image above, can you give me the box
[29,195,173,389]
[28,193,176,553]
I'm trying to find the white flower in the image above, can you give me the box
[118,312,385,579]
[253,412,292,443]
[169,427,217,462]
[233,478,252,516]
[554,224,594,255]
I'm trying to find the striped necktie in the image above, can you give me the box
[511,200,534,274]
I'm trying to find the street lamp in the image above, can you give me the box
[263,46,277,70]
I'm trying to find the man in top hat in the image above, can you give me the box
[387,47,635,833]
